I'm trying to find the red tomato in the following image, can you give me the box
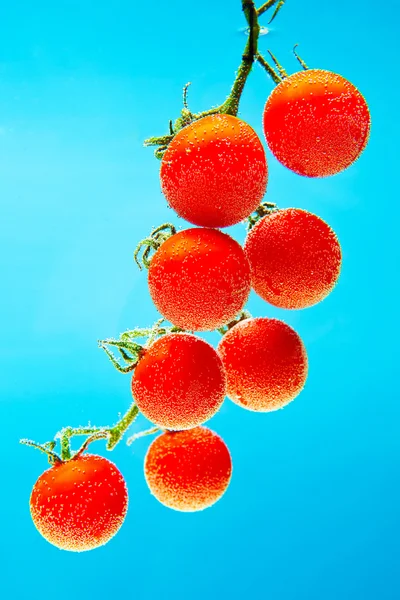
[30,454,128,552]
[132,333,226,430]
[144,427,232,511]
[218,317,308,412]
[244,208,342,309]
[148,227,250,331]
[263,69,371,177]
[160,114,268,227]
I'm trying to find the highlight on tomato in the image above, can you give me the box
[160,113,268,228]
[263,69,371,177]
[131,332,226,430]
[218,317,308,412]
[148,227,251,331]
[144,427,232,512]
[244,208,342,309]
[30,454,128,552]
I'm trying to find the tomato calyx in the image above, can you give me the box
[217,310,252,336]
[99,318,184,373]
[292,43,309,71]
[20,438,63,465]
[134,223,176,270]
[247,201,279,230]
[143,1,286,159]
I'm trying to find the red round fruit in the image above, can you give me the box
[144,427,232,512]
[244,208,342,309]
[148,227,250,331]
[160,113,268,227]
[263,69,371,177]
[218,317,308,412]
[30,454,128,552]
[131,333,226,430]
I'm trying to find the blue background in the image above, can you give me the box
[1,1,398,598]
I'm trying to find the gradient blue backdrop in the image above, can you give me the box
[1,1,398,598]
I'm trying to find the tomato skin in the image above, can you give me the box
[244,208,342,309]
[161,114,268,228]
[148,227,251,331]
[263,69,371,177]
[144,427,232,512]
[218,317,308,412]
[30,454,128,552]
[132,333,226,430]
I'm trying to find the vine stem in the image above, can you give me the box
[143,0,283,154]
[258,0,285,20]
[217,310,252,335]
[218,1,260,116]
[107,403,140,450]
[127,426,161,446]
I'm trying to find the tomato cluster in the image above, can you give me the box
[26,1,370,553]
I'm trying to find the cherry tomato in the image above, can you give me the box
[148,227,250,331]
[218,317,308,412]
[161,114,268,227]
[30,454,128,552]
[263,69,370,177]
[244,208,342,309]
[132,333,226,430]
[144,427,232,511]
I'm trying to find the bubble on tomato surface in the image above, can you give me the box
[131,333,226,430]
[30,454,128,552]
[263,69,370,177]
[218,317,308,412]
[148,228,251,331]
[144,427,232,511]
[244,208,342,309]
[160,114,268,228]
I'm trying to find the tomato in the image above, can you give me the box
[218,317,308,412]
[30,454,128,552]
[148,227,250,331]
[144,427,232,511]
[244,208,342,309]
[160,114,268,228]
[263,69,371,177]
[132,333,226,430]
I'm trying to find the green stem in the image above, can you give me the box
[267,49,288,78]
[126,426,161,446]
[60,427,72,461]
[293,44,309,70]
[256,53,282,84]
[75,431,110,457]
[219,1,259,116]
[58,426,108,460]
[217,310,252,335]
[107,403,140,450]
[257,0,285,22]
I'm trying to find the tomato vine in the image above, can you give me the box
[22,0,370,550]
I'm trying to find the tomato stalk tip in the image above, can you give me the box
[293,44,309,70]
